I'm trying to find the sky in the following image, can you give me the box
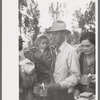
[35,0,95,32]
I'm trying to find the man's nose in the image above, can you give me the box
[83,46,87,50]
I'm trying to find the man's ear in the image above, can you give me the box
[62,32,66,38]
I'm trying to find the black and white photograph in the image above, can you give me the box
[18,0,97,100]
[2,0,98,100]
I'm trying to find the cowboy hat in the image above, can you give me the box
[47,20,71,34]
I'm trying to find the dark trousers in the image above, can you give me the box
[47,89,74,100]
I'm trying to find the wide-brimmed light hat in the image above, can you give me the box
[47,21,71,34]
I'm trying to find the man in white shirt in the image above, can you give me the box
[46,21,80,100]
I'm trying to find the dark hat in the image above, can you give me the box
[47,20,71,34]
[19,36,25,43]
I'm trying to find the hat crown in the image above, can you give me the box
[51,21,66,31]
[47,20,71,34]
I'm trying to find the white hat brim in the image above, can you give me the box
[47,29,71,34]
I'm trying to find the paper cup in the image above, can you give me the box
[80,75,92,85]
[33,84,42,95]
[39,88,48,97]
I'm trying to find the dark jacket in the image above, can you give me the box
[75,52,95,93]
[24,46,56,83]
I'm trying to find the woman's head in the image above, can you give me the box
[36,35,49,50]
[80,32,95,55]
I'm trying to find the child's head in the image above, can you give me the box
[37,35,49,51]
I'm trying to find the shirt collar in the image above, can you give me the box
[59,41,67,52]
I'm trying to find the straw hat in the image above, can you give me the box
[47,20,71,34]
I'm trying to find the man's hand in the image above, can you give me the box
[91,74,95,83]
[45,83,61,91]
[74,89,80,100]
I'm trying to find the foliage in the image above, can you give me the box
[71,1,95,45]
[48,2,67,21]
[19,0,27,8]
[66,34,74,44]
[19,0,40,43]
[72,1,95,33]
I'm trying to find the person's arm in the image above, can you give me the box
[60,50,81,89]
[91,74,95,83]
[19,70,37,88]
[45,50,80,91]
[74,89,80,99]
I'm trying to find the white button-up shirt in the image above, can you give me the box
[53,41,80,92]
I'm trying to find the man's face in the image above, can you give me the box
[81,39,95,55]
[51,31,65,47]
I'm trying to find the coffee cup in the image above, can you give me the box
[33,83,48,97]
[39,88,48,97]
[33,83,42,95]
[80,75,92,85]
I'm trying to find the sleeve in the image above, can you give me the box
[24,49,36,62]
[60,50,81,89]
[19,71,37,88]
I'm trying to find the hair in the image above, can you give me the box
[36,35,49,46]
[80,32,95,45]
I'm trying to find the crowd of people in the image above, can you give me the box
[19,20,95,100]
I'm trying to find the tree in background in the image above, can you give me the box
[73,31,80,44]
[48,2,67,21]
[72,1,95,33]
[66,34,74,44]
[19,0,40,44]
[71,1,95,45]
